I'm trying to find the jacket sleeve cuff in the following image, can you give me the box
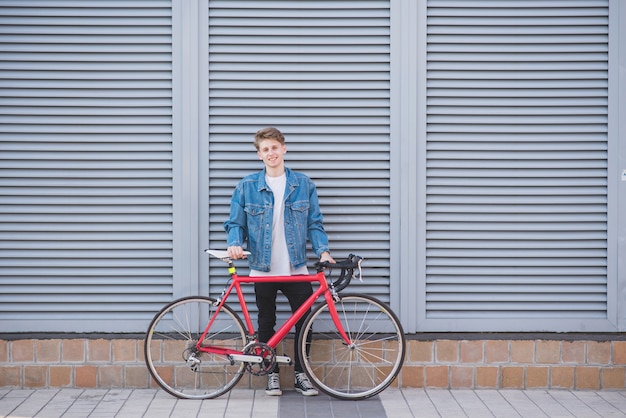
[316,247,330,257]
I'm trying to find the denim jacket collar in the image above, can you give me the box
[257,167,299,195]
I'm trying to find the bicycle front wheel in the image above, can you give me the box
[298,293,406,400]
[144,296,247,399]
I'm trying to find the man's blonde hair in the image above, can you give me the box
[254,127,285,150]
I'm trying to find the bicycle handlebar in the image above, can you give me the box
[315,254,363,292]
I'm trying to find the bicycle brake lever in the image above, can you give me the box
[354,258,363,282]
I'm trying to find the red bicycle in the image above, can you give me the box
[144,250,405,400]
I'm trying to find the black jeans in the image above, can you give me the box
[254,280,313,373]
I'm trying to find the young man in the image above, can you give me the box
[224,127,335,396]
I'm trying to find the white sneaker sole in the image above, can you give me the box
[295,388,318,396]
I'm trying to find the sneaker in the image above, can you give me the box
[294,372,318,396]
[265,372,282,396]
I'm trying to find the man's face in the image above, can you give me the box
[257,139,286,170]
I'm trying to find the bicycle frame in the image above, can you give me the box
[195,264,351,360]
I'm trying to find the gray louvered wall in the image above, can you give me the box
[0,0,620,334]
[206,0,392,317]
[0,1,174,331]
[424,0,609,323]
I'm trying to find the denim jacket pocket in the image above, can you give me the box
[288,200,310,255]
[244,204,266,234]
[289,200,310,227]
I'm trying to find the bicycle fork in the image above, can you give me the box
[325,290,356,349]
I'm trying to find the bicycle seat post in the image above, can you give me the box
[227,259,237,277]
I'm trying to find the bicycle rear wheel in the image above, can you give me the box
[298,293,405,400]
[144,296,247,399]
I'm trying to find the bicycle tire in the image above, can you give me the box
[298,293,405,400]
[144,296,247,399]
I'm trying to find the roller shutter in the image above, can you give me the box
[206,1,392,317]
[0,1,174,331]
[424,0,609,326]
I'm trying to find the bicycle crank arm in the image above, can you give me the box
[276,355,292,364]
[226,354,291,365]
[228,354,263,363]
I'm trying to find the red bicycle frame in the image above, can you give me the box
[195,266,352,357]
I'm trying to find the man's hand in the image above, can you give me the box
[320,251,335,264]
[227,246,247,260]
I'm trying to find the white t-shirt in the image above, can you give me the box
[250,173,309,277]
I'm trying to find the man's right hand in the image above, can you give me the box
[227,246,247,259]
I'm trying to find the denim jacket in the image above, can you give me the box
[224,167,330,272]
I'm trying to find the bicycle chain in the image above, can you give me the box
[182,342,276,377]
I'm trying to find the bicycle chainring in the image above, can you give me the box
[243,342,276,376]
